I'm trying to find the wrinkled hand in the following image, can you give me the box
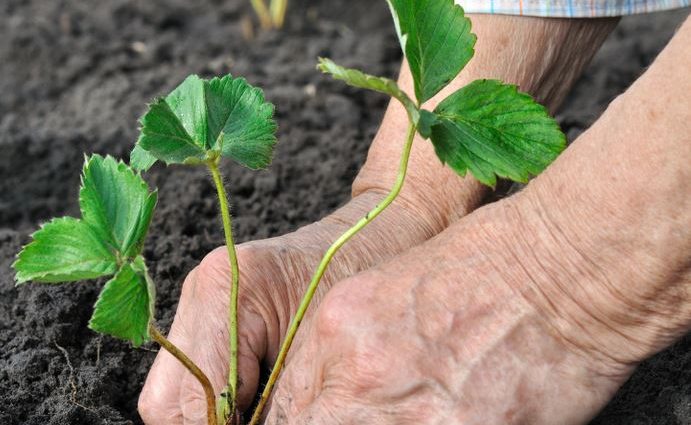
[263,30,691,421]
[263,199,631,425]
[138,240,287,423]
[137,189,460,424]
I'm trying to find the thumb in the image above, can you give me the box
[175,248,269,421]
[176,311,266,417]
[236,307,267,411]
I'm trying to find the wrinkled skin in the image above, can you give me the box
[137,186,481,423]
[261,20,691,423]
[139,15,691,425]
[262,200,629,425]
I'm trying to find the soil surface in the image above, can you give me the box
[0,0,689,424]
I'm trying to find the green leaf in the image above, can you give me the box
[417,109,438,139]
[13,217,118,284]
[138,98,208,165]
[317,58,419,124]
[89,258,153,347]
[166,75,210,149]
[387,0,476,104]
[13,155,156,285]
[80,154,158,258]
[134,74,278,170]
[429,79,566,187]
[130,138,158,172]
[206,75,277,169]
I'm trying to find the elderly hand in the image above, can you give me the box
[264,22,691,422]
[138,14,631,424]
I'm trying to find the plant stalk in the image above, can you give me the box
[250,0,273,29]
[149,324,217,425]
[208,160,241,420]
[248,123,417,425]
[269,0,288,28]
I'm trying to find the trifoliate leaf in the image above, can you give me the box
[134,74,277,170]
[13,155,156,285]
[80,154,158,259]
[13,217,118,284]
[428,79,566,187]
[387,0,476,104]
[89,257,153,347]
[317,58,419,123]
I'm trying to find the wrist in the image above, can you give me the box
[353,15,617,226]
[502,78,691,372]
[352,115,490,228]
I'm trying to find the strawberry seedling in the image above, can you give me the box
[15,72,278,425]
[131,73,277,424]
[14,1,566,423]
[248,0,567,422]
[12,154,220,423]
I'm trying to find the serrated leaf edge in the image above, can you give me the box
[429,80,566,186]
[12,216,118,285]
[80,154,158,258]
[14,154,157,285]
[88,257,154,347]
[134,74,279,170]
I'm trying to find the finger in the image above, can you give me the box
[263,382,294,425]
[263,335,325,424]
[175,248,236,422]
[179,347,225,425]
[235,310,265,410]
[139,349,185,424]
[260,358,299,424]
[175,246,270,420]
[139,267,203,425]
[178,310,267,422]
[262,361,309,424]
[142,248,230,424]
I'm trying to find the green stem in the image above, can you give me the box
[250,0,273,29]
[149,324,217,425]
[269,0,288,28]
[249,123,417,425]
[208,160,240,419]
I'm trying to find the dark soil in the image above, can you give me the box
[0,0,688,423]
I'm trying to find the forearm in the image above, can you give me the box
[353,15,619,226]
[511,16,691,367]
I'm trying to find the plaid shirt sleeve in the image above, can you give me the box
[456,0,689,17]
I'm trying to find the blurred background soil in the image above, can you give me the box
[0,0,688,423]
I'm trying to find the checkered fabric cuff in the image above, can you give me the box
[456,0,689,17]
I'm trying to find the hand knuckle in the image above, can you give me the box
[197,246,231,280]
[315,289,357,338]
[316,276,372,337]
[315,276,380,338]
